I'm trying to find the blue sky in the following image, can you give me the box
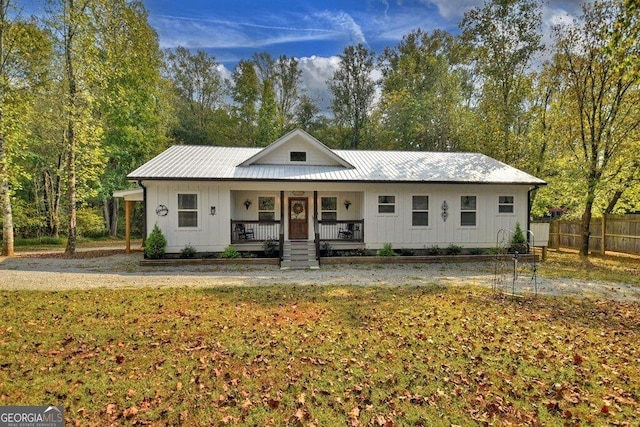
[142,0,584,104]
[22,0,586,106]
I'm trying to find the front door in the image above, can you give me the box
[288,198,308,240]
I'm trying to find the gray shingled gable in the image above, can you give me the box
[128,143,545,186]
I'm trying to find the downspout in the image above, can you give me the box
[137,180,147,244]
[527,185,539,241]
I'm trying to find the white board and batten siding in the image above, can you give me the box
[361,183,529,249]
[145,180,530,253]
[145,181,229,253]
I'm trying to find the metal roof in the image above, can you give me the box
[128,145,546,186]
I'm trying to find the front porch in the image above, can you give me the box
[229,190,364,263]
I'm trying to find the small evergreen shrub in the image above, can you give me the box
[220,246,241,259]
[511,222,528,253]
[377,243,396,257]
[144,224,167,259]
[179,243,197,259]
[263,239,278,257]
[321,242,333,257]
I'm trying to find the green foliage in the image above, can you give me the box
[219,246,241,259]
[426,245,443,256]
[76,207,106,238]
[329,43,376,149]
[144,224,167,259]
[262,239,278,257]
[179,243,197,259]
[511,222,528,253]
[445,244,462,255]
[377,243,397,257]
[511,222,526,244]
[321,242,333,257]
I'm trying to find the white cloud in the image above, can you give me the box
[314,10,367,45]
[419,0,483,20]
[297,55,341,110]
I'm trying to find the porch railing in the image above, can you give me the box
[318,220,364,242]
[231,220,281,244]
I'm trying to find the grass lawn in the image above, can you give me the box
[1,285,638,426]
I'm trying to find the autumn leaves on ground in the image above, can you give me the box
[1,284,638,426]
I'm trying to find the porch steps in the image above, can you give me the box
[281,241,319,270]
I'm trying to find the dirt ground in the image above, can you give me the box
[1,250,639,302]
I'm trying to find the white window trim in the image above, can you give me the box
[320,196,338,221]
[177,192,200,230]
[377,195,397,216]
[497,195,515,215]
[410,194,431,228]
[258,195,277,221]
[459,194,478,228]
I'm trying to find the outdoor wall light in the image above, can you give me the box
[244,199,252,210]
[210,206,216,216]
[344,200,352,210]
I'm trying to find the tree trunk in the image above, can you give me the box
[103,197,110,234]
[111,197,118,237]
[0,163,14,256]
[65,8,77,255]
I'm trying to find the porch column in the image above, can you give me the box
[125,200,134,254]
[314,191,320,261]
[279,191,285,258]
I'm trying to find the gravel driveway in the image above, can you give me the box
[1,252,639,302]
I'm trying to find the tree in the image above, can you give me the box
[551,0,640,256]
[164,46,227,145]
[460,0,543,165]
[0,1,49,255]
[377,29,466,151]
[46,0,107,255]
[328,43,376,149]
[96,0,169,237]
[255,77,277,146]
[273,55,302,133]
[231,59,259,146]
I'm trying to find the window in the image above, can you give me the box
[178,193,198,228]
[258,196,276,221]
[290,151,307,162]
[412,195,429,226]
[378,195,396,214]
[498,196,514,213]
[460,195,477,226]
[321,197,337,221]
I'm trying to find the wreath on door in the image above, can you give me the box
[292,202,304,215]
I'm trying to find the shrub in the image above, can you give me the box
[263,239,278,257]
[220,246,241,259]
[377,243,396,257]
[321,242,333,257]
[77,206,107,238]
[426,245,443,256]
[446,244,462,255]
[144,224,167,259]
[511,222,528,253]
[179,243,197,259]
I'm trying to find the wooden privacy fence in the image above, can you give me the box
[540,214,640,255]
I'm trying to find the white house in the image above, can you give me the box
[120,129,545,267]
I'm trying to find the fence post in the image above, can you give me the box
[601,214,607,255]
